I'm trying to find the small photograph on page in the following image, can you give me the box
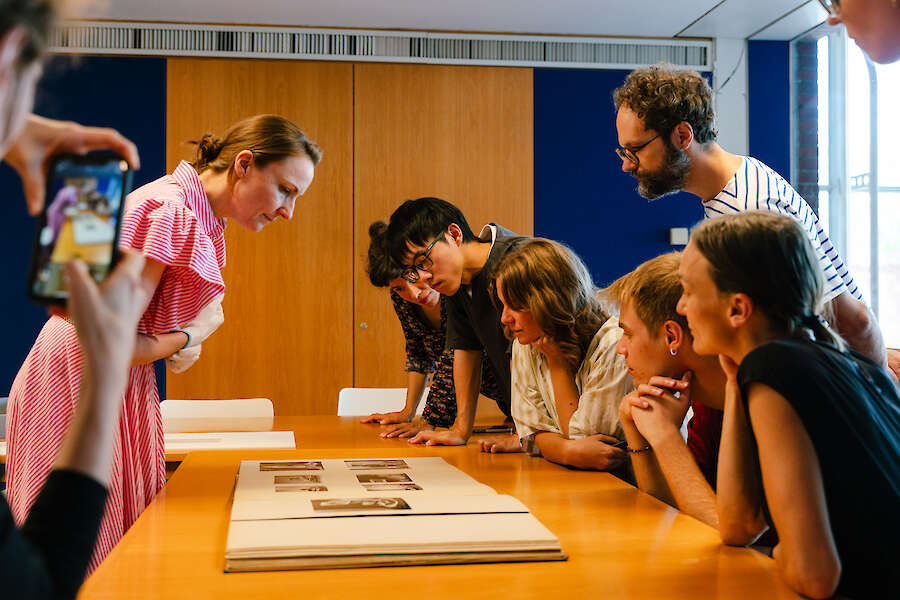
[356,473,413,484]
[362,483,423,492]
[259,461,324,472]
[311,497,411,511]
[274,474,322,484]
[275,485,328,493]
[344,459,410,470]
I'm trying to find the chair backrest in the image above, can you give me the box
[0,397,7,440]
[160,398,274,420]
[337,388,426,417]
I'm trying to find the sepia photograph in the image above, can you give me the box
[273,474,322,484]
[275,485,328,493]
[259,461,324,472]
[362,483,423,492]
[344,459,410,470]
[311,497,411,512]
[356,473,413,484]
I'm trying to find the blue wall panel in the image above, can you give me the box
[533,68,704,288]
[0,56,166,397]
[748,41,791,182]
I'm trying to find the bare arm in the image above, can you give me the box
[408,349,481,445]
[127,257,188,366]
[715,356,769,546]
[627,375,718,528]
[619,393,676,506]
[830,292,888,372]
[534,432,625,471]
[644,429,718,528]
[746,383,841,599]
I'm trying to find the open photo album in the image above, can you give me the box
[225,457,566,571]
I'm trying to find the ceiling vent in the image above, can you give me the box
[49,21,712,71]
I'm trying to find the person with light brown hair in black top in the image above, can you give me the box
[679,211,900,599]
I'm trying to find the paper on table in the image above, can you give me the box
[226,513,562,558]
[165,431,295,452]
[232,457,495,509]
[231,492,528,521]
[224,456,567,571]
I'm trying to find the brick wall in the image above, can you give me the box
[794,40,819,213]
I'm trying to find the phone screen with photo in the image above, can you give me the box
[29,155,132,303]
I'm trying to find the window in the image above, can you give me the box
[793,28,900,346]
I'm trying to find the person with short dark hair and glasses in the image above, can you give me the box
[360,220,504,437]
[382,197,528,446]
[613,63,894,381]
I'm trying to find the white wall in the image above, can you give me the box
[713,37,749,156]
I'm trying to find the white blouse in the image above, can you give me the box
[510,316,632,455]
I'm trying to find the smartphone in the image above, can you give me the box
[472,424,515,434]
[27,153,132,305]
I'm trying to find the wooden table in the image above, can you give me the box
[2,415,458,464]
[78,417,799,599]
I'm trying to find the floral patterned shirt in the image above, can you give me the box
[390,292,504,427]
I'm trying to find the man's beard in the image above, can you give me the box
[635,142,691,200]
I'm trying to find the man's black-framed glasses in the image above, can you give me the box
[400,235,441,283]
[817,0,839,17]
[615,134,660,169]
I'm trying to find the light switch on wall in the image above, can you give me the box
[669,227,689,246]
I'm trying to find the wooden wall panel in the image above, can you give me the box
[353,64,534,388]
[165,59,353,415]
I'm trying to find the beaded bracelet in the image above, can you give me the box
[627,445,652,454]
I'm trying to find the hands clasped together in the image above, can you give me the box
[620,371,692,447]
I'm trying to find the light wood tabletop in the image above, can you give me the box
[78,417,800,600]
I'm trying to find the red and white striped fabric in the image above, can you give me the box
[6,161,226,573]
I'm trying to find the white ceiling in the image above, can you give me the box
[74,0,828,41]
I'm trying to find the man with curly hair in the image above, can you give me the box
[613,63,893,378]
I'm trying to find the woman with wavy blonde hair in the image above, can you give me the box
[480,239,632,472]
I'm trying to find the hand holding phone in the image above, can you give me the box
[27,153,133,305]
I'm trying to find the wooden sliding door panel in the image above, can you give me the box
[353,64,534,388]
[165,58,353,415]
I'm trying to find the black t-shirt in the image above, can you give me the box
[738,339,900,599]
[1,469,108,599]
[445,223,529,415]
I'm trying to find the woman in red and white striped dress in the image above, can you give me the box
[6,114,322,572]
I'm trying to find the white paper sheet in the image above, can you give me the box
[232,457,496,518]
[164,431,295,452]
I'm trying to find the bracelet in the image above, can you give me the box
[626,445,652,454]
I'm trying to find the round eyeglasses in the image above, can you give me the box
[400,236,441,283]
[615,134,660,170]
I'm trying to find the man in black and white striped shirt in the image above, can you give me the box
[612,63,894,378]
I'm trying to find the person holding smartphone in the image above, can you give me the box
[0,0,159,597]
[6,114,323,572]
